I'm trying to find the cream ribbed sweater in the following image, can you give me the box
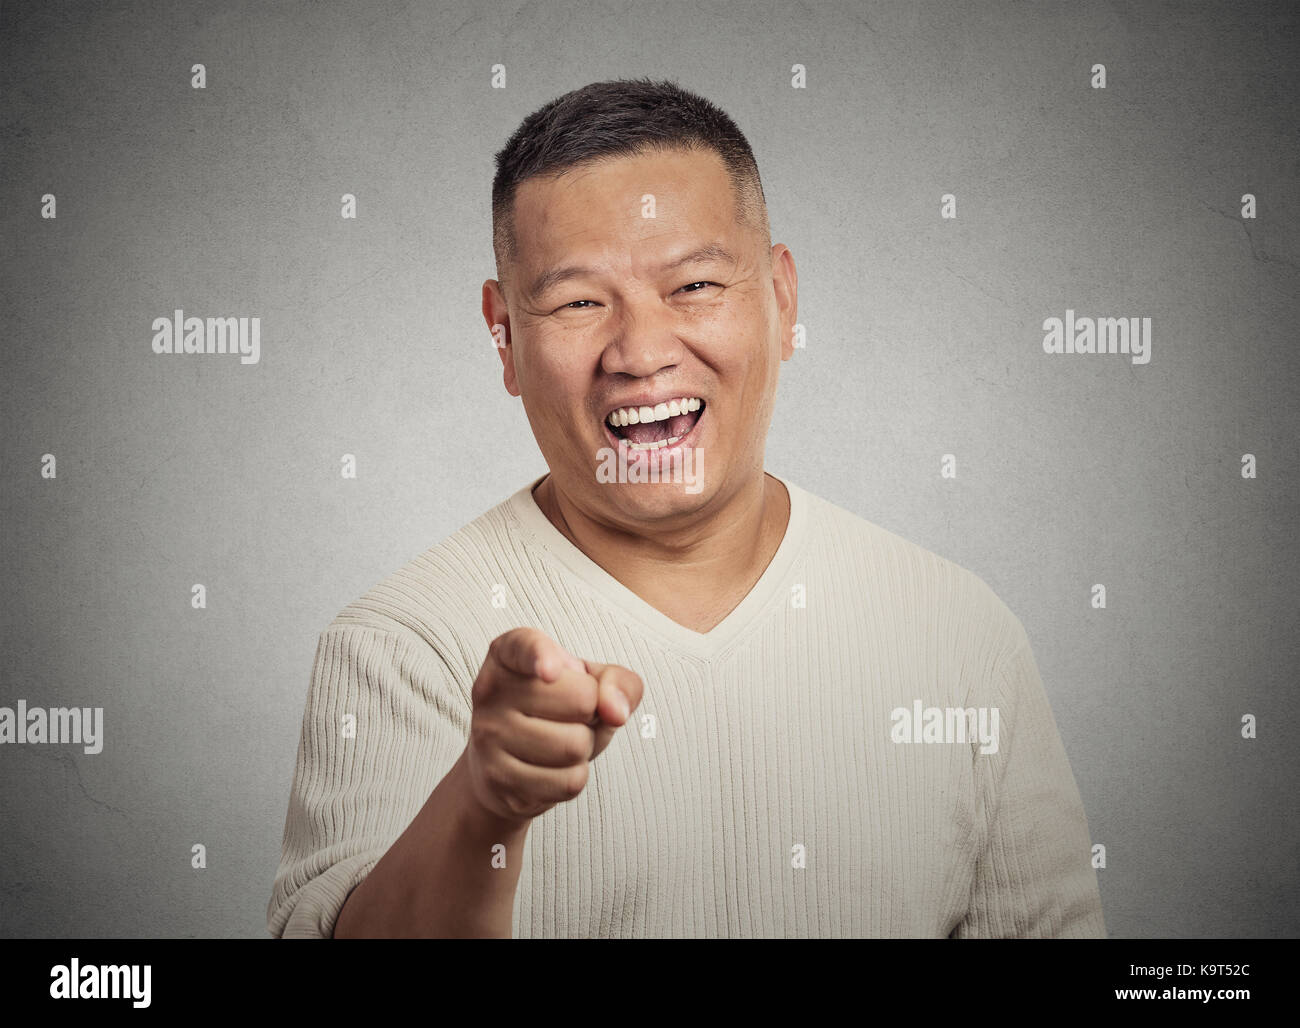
[268,472,1106,938]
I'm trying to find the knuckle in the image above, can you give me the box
[564,728,593,765]
[490,628,530,672]
[471,671,491,706]
[562,762,589,799]
[475,715,499,754]
[479,760,503,799]
[502,790,529,819]
[518,625,543,652]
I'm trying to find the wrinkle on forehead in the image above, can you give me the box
[510,149,761,294]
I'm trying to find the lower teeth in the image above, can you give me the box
[626,435,681,451]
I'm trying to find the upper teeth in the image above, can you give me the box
[607,397,702,427]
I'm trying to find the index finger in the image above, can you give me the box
[489,627,586,683]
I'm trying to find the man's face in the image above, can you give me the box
[483,145,797,526]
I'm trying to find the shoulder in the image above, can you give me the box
[323,488,529,652]
[791,479,1031,664]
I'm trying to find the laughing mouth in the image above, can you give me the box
[604,397,705,451]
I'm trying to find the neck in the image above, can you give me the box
[533,471,791,635]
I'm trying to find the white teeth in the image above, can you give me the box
[607,396,703,427]
[626,435,683,451]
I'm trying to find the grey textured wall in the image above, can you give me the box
[1,0,1296,938]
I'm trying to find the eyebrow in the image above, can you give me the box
[525,243,739,301]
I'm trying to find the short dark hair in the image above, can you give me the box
[491,77,769,279]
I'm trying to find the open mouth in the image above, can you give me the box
[603,397,706,451]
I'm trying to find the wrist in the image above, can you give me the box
[451,748,533,838]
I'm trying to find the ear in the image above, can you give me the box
[770,244,799,361]
[482,278,520,396]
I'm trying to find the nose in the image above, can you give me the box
[598,295,685,379]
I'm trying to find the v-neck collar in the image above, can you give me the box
[505,470,809,661]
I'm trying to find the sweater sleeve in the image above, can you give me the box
[951,636,1107,938]
[266,624,472,939]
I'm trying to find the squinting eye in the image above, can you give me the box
[678,281,719,294]
[561,300,597,309]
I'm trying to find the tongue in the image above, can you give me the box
[622,410,699,445]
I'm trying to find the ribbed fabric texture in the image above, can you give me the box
[267,472,1106,938]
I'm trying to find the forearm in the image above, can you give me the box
[333,749,530,938]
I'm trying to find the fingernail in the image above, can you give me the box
[614,693,630,722]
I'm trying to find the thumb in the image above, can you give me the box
[584,660,632,726]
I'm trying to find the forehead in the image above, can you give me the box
[510,147,743,275]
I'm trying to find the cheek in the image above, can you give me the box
[714,309,778,376]
[518,355,598,435]
[678,306,751,369]
[519,334,589,389]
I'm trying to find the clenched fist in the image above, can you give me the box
[464,627,644,825]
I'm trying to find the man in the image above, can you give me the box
[267,78,1106,938]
